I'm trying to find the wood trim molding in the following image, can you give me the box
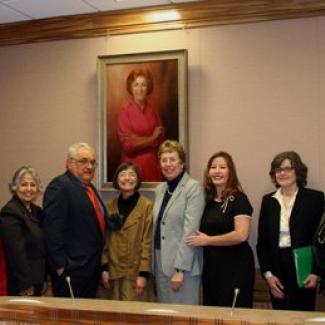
[0,296,322,324]
[1,0,325,46]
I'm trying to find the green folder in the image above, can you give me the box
[293,245,313,288]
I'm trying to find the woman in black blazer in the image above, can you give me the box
[0,166,46,296]
[257,151,324,311]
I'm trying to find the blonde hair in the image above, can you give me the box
[158,140,186,165]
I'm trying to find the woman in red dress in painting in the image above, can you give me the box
[117,69,165,182]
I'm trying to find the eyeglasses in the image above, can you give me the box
[119,172,137,178]
[275,166,294,174]
[73,158,97,167]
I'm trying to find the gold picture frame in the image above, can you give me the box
[97,49,188,190]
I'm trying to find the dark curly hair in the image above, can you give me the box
[269,151,307,188]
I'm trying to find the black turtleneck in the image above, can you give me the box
[167,171,185,193]
[154,171,185,250]
[117,191,140,223]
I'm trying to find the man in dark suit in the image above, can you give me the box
[43,142,107,298]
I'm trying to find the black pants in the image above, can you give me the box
[271,248,316,311]
[8,282,43,296]
[51,272,100,298]
[33,283,44,296]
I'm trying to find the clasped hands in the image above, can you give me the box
[101,271,147,296]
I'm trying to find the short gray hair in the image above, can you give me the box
[67,142,94,159]
[9,166,42,193]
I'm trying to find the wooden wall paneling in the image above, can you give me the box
[1,0,325,46]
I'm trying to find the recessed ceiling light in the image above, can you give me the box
[150,10,180,21]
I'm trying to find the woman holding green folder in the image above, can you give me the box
[256,151,324,311]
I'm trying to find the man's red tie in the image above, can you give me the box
[85,184,105,235]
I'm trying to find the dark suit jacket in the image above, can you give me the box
[0,195,46,294]
[43,171,108,277]
[256,187,324,276]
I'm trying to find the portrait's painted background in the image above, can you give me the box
[104,60,179,182]
[1,17,325,263]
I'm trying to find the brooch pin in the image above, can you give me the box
[221,195,235,213]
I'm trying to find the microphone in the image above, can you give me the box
[230,288,240,316]
[65,276,75,300]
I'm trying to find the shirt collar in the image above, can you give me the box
[272,187,299,205]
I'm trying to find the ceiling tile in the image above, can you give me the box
[86,0,169,11]
[4,0,98,19]
[0,0,202,24]
[0,2,31,23]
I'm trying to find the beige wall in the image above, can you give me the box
[1,16,325,250]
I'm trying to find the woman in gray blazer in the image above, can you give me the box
[153,140,205,304]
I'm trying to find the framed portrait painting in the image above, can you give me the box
[97,49,188,190]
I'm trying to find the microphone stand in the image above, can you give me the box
[65,276,75,302]
[230,288,240,316]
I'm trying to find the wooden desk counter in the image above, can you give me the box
[0,297,324,324]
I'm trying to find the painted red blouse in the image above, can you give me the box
[117,99,164,182]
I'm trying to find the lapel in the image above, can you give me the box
[162,172,189,221]
[123,196,143,229]
[68,171,94,211]
[153,183,167,224]
[67,171,106,231]
[3,195,32,221]
[269,195,281,242]
[89,182,108,218]
[109,195,142,230]
[289,187,304,225]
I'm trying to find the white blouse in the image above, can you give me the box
[272,188,298,248]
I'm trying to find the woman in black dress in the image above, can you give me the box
[186,151,255,307]
[0,166,46,296]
